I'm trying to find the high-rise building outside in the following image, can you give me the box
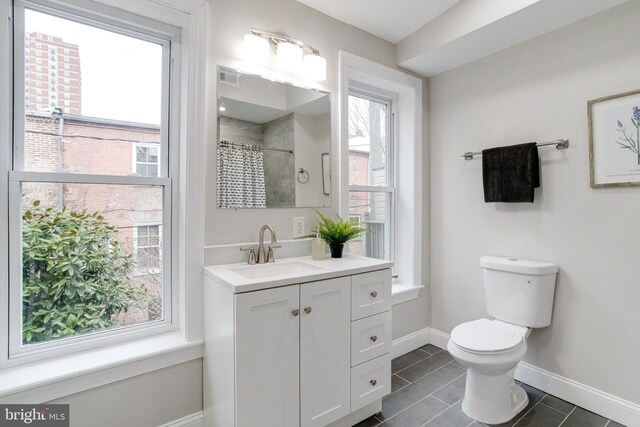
[24,32,81,114]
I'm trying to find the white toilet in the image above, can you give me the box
[447,256,558,425]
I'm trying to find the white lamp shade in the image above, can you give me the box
[302,54,327,81]
[243,33,270,66]
[276,42,303,71]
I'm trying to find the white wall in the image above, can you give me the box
[429,0,640,405]
[49,359,202,427]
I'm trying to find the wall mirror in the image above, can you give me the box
[216,66,331,209]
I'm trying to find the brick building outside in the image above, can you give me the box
[24,111,163,325]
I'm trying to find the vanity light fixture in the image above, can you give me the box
[243,28,327,81]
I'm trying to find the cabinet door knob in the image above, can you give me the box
[304,307,312,314]
[370,291,378,298]
[370,335,378,342]
[370,379,377,386]
[292,309,300,317]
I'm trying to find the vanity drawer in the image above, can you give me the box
[351,269,391,320]
[351,311,391,367]
[350,354,391,412]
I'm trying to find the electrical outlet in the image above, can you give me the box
[293,217,305,238]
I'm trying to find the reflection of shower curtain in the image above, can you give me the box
[217,141,266,208]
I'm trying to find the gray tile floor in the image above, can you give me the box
[354,345,626,427]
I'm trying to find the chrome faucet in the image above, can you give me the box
[258,224,281,263]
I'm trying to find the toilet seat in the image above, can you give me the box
[451,319,526,354]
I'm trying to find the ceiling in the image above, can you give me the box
[295,0,461,44]
[296,0,630,77]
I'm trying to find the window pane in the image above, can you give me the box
[136,164,148,176]
[137,146,148,162]
[21,182,164,346]
[347,191,391,260]
[23,10,163,176]
[138,247,160,270]
[148,147,158,163]
[348,95,388,186]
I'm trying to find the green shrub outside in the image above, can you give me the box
[22,200,148,344]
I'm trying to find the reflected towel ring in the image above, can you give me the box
[297,168,310,184]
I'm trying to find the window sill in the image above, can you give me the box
[0,332,203,404]
[392,282,424,305]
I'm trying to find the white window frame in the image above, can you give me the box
[0,0,207,402]
[5,0,176,366]
[133,142,161,177]
[339,51,424,305]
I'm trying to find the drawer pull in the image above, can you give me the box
[291,309,300,317]
[370,379,377,386]
[304,307,312,314]
[370,335,378,342]
[370,291,378,298]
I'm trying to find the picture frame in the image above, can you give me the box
[321,153,330,195]
[588,89,640,187]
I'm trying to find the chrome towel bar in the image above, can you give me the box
[461,139,569,160]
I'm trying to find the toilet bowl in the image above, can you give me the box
[447,318,530,424]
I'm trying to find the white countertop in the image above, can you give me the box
[204,254,393,293]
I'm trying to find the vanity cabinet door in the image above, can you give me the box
[235,285,300,427]
[300,277,351,427]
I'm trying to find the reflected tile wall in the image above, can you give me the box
[263,114,295,208]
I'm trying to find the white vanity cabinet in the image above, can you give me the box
[204,256,392,427]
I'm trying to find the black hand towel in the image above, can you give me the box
[482,142,539,203]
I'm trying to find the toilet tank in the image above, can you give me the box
[481,256,558,328]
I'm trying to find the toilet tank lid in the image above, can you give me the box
[480,256,558,275]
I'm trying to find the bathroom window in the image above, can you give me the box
[6,0,177,362]
[341,52,423,304]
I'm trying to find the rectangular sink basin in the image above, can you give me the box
[231,260,324,280]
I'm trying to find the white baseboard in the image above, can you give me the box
[158,411,204,427]
[391,327,430,359]
[427,327,450,351]
[422,327,639,426]
[515,362,640,427]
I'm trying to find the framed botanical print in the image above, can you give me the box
[588,89,640,187]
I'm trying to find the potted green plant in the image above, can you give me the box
[311,210,367,258]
